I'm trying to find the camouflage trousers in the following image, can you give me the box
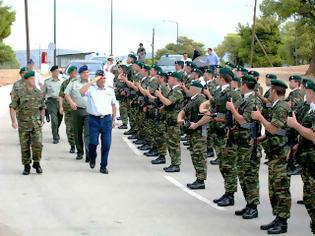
[165,124,181,166]
[189,131,207,180]
[236,146,261,205]
[129,102,138,130]
[46,98,63,140]
[18,128,42,165]
[301,170,315,234]
[268,152,291,219]
[154,120,167,156]
[119,100,129,126]
[136,109,145,137]
[64,111,75,146]
[146,118,157,147]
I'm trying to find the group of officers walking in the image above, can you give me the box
[115,54,315,235]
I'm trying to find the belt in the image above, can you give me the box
[89,114,111,119]
[77,107,86,110]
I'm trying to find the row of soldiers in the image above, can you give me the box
[114,54,315,235]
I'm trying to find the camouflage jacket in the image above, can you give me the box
[285,88,303,112]
[164,85,184,124]
[9,84,45,131]
[183,94,207,125]
[10,78,25,99]
[59,78,76,112]
[230,88,242,109]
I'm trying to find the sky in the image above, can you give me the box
[3,0,262,56]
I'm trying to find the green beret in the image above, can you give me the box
[266,74,277,79]
[19,67,28,73]
[305,80,315,91]
[205,68,214,74]
[271,79,288,89]
[175,60,184,65]
[232,76,241,83]
[242,75,257,85]
[289,75,302,82]
[23,70,35,79]
[190,80,204,89]
[236,65,248,73]
[67,66,77,74]
[225,62,236,69]
[185,61,193,66]
[302,77,312,86]
[215,65,223,69]
[128,54,137,60]
[170,72,183,81]
[143,65,151,71]
[219,67,234,78]
[138,62,145,69]
[248,70,260,78]
[152,64,162,72]
[192,68,203,76]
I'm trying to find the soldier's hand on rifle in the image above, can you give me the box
[155,89,161,97]
[287,112,298,128]
[189,122,198,130]
[251,109,262,121]
[226,101,234,111]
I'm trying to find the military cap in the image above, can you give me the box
[158,71,169,79]
[305,80,315,91]
[167,71,173,76]
[190,80,204,89]
[170,72,183,81]
[134,61,142,67]
[266,74,277,80]
[128,54,137,60]
[192,68,203,76]
[67,66,77,74]
[50,65,59,72]
[24,70,35,79]
[232,76,242,83]
[242,75,257,85]
[301,77,312,86]
[248,70,260,78]
[143,65,151,71]
[19,67,28,73]
[95,69,104,77]
[27,59,35,65]
[78,65,88,73]
[205,68,214,74]
[175,60,184,65]
[236,65,248,73]
[271,79,288,89]
[185,61,193,66]
[215,65,223,69]
[289,75,302,81]
[226,62,236,69]
[219,67,234,78]
[152,64,162,72]
[138,62,145,69]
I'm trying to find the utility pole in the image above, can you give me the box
[249,0,257,68]
[163,20,179,45]
[110,0,113,56]
[54,0,57,65]
[176,22,179,45]
[24,0,30,63]
[152,28,155,64]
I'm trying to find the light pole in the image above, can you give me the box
[163,20,179,45]
[54,0,56,65]
[24,0,30,63]
[110,0,113,56]
[249,0,258,68]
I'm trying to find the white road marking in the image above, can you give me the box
[164,175,226,211]
[122,136,143,156]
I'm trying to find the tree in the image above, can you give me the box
[237,16,282,67]
[0,1,18,68]
[155,36,205,59]
[260,0,315,76]
[215,33,242,65]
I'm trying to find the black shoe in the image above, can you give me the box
[181,136,188,142]
[187,180,205,190]
[53,139,59,144]
[264,160,269,165]
[69,145,75,153]
[100,167,109,174]
[128,134,138,140]
[164,165,180,172]
[297,200,304,204]
[22,164,31,175]
[207,148,214,158]
[210,158,219,165]
[46,115,50,123]
[235,206,249,216]
[183,141,189,146]
[151,156,166,165]
[57,134,60,140]
[76,154,83,160]
[85,156,90,163]
[124,129,134,135]
[213,193,226,203]
[32,162,43,174]
[138,144,151,151]
[267,219,287,234]
[242,207,258,219]
[89,160,96,169]
[133,139,145,145]
[287,165,302,176]
[118,124,128,129]
[187,147,190,150]
[261,217,279,230]
[116,117,121,120]
[144,149,159,157]
[217,194,234,207]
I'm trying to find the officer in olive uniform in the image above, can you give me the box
[287,80,315,235]
[9,71,45,175]
[59,66,77,153]
[252,79,291,234]
[178,80,208,190]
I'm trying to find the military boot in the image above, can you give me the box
[260,217,279,230]
[151,155,166,165]
[213,193,226,203]
[242,205,258,219]
[187,179,205,190]
[32,162,43,174]
[217,193,234,207]
[267,218,287,234]
[22,164,31,175]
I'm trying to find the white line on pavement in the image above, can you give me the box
[164,175,226,211]
[122,136,143,156]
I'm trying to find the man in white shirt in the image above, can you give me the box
[80,70,117,174]
[182,52,192,63]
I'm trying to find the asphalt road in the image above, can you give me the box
[0,85,312,236]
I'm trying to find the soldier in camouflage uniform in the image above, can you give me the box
[59,66,77,153]
[178,80,208,189]
[9,71,45,175]
[10,67,28,100]
[286,75,304,112]
[153,72,184,172]
[251,79,291,234]
[221,76,262,217]
[248,70,264,96]
[287,80,315,235]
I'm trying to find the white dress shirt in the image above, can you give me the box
[85,85,117,116]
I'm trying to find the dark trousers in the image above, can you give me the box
[46,98,63,140]
[88,115,112,168]
[72,108,89,157]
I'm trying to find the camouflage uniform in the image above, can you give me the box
[10,78,25,99]
[59,78,76,146]
[261,99,291,219]
[9,84,45,165]
[114,75,129,126]
[137,76,150,139]
[164,85,184,165]
[285,88,303,112]
[129,72,143,133]
[183,94,208,180]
